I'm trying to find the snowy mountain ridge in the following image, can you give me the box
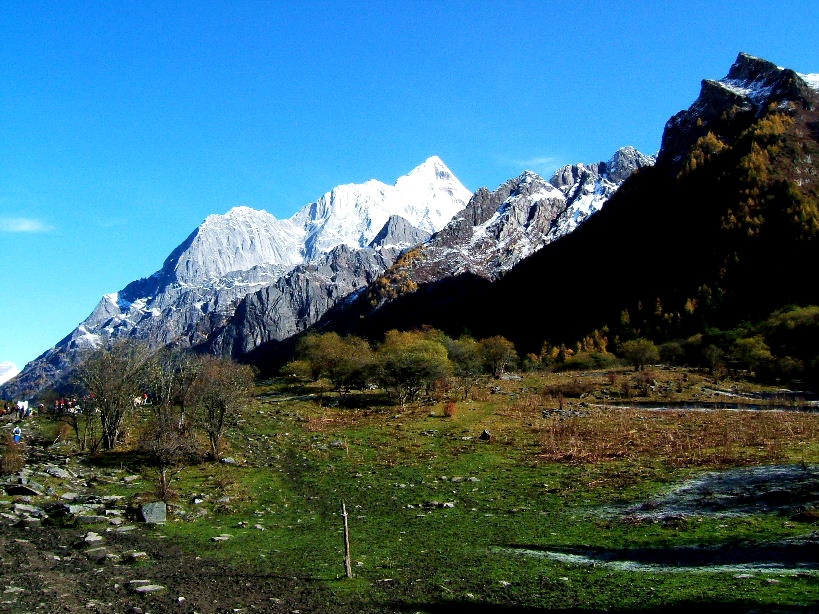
[378,146,655,289]
[1,158,470,398]
[163,156,470,286]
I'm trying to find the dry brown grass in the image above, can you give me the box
[1,436,25,475]
[538,408,817,467]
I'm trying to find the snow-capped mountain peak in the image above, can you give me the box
[1,157,471,399]
[293,157,471,261]
[163,206,304,286]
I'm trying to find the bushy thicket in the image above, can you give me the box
[643,305,819,385]
[282,329,520,404]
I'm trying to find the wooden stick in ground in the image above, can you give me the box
[342,501,353,578]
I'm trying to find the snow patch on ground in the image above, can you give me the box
[607,464,819,520]
[501,463,819,575]
[502,545,818,574]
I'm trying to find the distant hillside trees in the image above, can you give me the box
[286,329,520,403]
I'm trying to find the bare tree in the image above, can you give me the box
[138,411,201,501]
[74,340,153,450]
[188,356,255,460]
[145,347,203,425]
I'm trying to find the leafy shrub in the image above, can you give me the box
[545,379,593,398]
[555,351,618,372]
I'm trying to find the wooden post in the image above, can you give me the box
[341,501,353,578]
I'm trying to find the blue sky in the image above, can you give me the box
[2,0,818,371]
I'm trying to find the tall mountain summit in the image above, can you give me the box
[211,146,654,362]
[3,158,470,398]
[300,53,818,359]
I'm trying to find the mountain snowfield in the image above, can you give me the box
[0,157,471,398]
[0,362,20,386]
[167,156,469,285]
[81,155,471,347]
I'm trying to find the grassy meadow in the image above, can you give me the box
[105,367,819,612]
[12,366,819,612]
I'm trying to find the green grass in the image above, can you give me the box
[30,371,819,611]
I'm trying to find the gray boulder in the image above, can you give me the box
[140,502,167,524]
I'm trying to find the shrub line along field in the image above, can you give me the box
[1,365,817,613]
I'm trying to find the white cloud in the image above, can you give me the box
[0,217,54,232]
[515,156,560,169]
[501,155,565,178]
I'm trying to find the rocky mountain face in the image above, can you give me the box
[550,146,656,232]
[369,147,654,294]
[2,160,469,398]
[207,245,400,358]
[301,53,819,363]
[659,52,818,164]
[368,215,431,250]
[209,147,654,362]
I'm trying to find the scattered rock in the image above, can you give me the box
[133,584,166,594]
[220,457,237,465]
[140,502,167,524]
[45,465,73,479]
[115,525,137,533]
[478,429,492,441]
[84,547,108,562]
[68,504,103,515]
[122,475,141,483]
[211,534,232,542]
[13,503,44,517]
[83,532,104,545]
[421,501,456,509]
[76,515,109,525]
[125,551,149,562]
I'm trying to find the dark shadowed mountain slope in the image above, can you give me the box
[247,53,819,371]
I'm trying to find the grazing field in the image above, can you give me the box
[1,367,818,613]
